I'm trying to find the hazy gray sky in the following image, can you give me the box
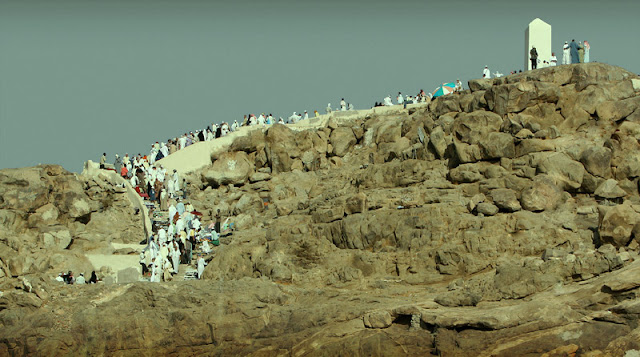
[1,0,638,172]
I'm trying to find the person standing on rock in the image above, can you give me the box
[100,153,107,169]
[584,40,590,63]
[396,92,403,105]
[550,52,558,66]
[340,98,346,111]
[326,103,332,114]
[578,41,584,63]
[197,255,207,279]
[530,46,538,69]
[562,41,570,65]
[482,65,491,79]
[569,39,581,64]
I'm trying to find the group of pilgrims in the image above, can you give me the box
[140,201,226,282]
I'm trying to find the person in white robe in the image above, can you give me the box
[160,143,169,158]
[383,95,393,106]
[158,229,167,245]
[583,41,590,63]
[288,112,298,123]
[150,258,161,282]
[197,256,207,279]
[171,242,180,273]
[231,120,239,131]
[396,93,403,105]
[75,273,86,284]
[325,103,332,114]
[168,204,177,222]
[562,41,570,65]
[482,66,491,79]
[206,129,214,141]
[550,53,558,66]
[249,115,257,126]
[303,111,309,120]
[348,103,354,111]
[340,99,346,111]
[266,115,273,124]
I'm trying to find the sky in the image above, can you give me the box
[1,0,638,172]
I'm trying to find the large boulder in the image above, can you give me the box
[536,152,585,191]
[485,81,559,116]
[202,151,253,187]
[520,175,563,212]
[580,146,612,178]
[599,202,640,247]
[330,127,357,157]
[452,111,503,144]
[594,179,626,199]
[265,124,296,173]
[490,188,521,212]
[479,132,515,159]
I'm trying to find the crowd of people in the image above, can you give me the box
[55,271,98,284]
[482,39,592,78]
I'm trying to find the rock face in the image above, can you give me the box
[3,63,640,356]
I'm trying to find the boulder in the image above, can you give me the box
[117,267,141,284]
[490,188,521,212]
[363,310,393,329]
[520,175,563,211]
[599,202,640,247]
[479,132,515,159]
[468,78,493,92]
[202,151,253,187]
[452,111,503,144]
[536,152,585,191]
[428,125,448,159]
[594,179,626,199]
[580,146,612,178]
[345,193,367,215]
[27,203,60,228]
[68,198,91,219]
[265,124,296,173]
[485,81,559,116]
[40,228,72,250]
[249,172,271,183]
[330,127,356,157]
[476,202,499,216]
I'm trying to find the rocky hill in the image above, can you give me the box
[2,63,640,356]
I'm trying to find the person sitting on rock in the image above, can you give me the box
[89,271,98,284]
[75,273,86,285]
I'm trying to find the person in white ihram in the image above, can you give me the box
[197,255,207,279]
[562,41,570,65]
[340,98,346,111]
[550,52,558,66]
[397,92,404,105]
[383,95,393,106]
[483,65,491,79]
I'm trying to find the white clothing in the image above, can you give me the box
[483,67,491,79]
[197,257,207,279]
[303,112,308,120]
[340,100,346,111]
[397,94,404,104]
[202,241,211,254]
[383,96,393,106]
[550,55,557,66]
[76,275,86,284]
[562,43,570,65]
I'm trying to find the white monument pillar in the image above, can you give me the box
[524,18,551,71]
